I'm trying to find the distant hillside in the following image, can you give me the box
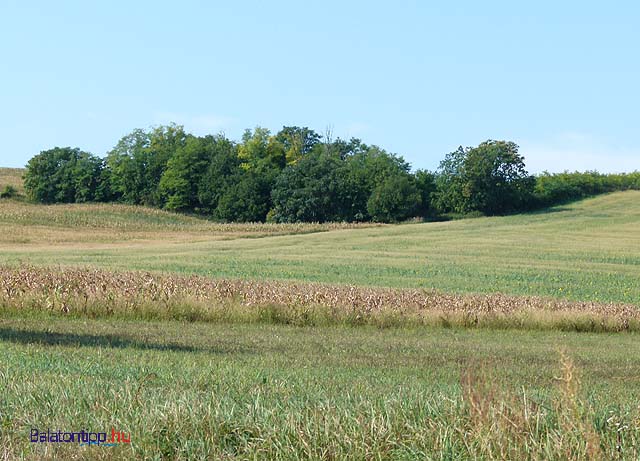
[0,168,25,195]
[0,190,639,305]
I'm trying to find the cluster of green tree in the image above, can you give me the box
[23,125,427,222]
[23,125,640,222]
[533,170,640,207]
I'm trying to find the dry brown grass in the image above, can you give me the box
[0,167,25,195]
[457,352,636,460]
[2,265,639,331]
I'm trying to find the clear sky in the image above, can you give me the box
[1,1,638,172]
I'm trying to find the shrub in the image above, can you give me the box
[534,171,640,206]
[367,175,421,222]
[23,147,103,203]
[434,141,535,215]
[0,185,17,199]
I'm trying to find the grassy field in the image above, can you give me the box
[1,174,639,304]
[2,316,640,460]
[2,265,639,333]
[0,168,25,196]
[3,167,640,459]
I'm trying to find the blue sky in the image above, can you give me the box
[1,1,638,172]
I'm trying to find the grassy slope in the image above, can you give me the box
[2,316,640,459]
[0,200,382,245]
[0,167,25,195]
[1,187,639,304]
[0,169,381,244]
[3,168,640,458]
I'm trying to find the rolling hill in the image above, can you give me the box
[1,164,638,305]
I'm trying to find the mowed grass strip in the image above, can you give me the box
[1,317,640,459]
[1,191,640,304]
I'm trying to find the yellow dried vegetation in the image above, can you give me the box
[1,265,638,331]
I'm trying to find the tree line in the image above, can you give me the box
[22,124,640,223]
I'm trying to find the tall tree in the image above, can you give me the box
[414,169,438,218]
[434,140,535,215]
[106,125,187,206]
[105,128,151,203]
[271,150,351,222]
[197,138,240,214]
[275,126,321,164]
[367,175,421,222]
[236,127,286,216]
[159,135,231,212]
[343,146,413,220]
[214,170,272,222]
[24,147,102,203]
[238,127,286,174]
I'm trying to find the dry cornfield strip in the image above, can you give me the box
[1,265,638,331]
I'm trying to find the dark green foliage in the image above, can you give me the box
[106,125,187,206]
[270,143,419,223]
[415,170,438,218]
[159,135,232,212]
[275,126,321,164]
[327,137,368,159]
[197,139,241,213]
[271,151,351,222]
[367,175,421,222]
[433,146,466,214]
[105,128,151,203]
[534,171,640,206]
[215,171,271,222]
[23,124,639,223]
[342,146,413,221]
[94,166,115,202]
[72,153,104,203]
[24,147,103,203]
[434,141,535,215]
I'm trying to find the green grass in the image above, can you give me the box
[3,167,640,458]
[2,316,640,459]
[2,191,640,304]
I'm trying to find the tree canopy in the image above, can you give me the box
[24,147,104,203]
[23,124,639,223]
[434,141,535,215]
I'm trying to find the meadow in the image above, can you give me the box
[0,168,25,195]
[2,167,640,459]
[1,172,639,305]
[2,316,640,460]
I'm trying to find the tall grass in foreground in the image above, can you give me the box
[2,265,639,332]
[2,346,638,460]
[451,353,638,460]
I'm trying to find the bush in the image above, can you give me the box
[534,171,640,206]
[367,175,421,222]
[0,185,17,199]
[24,147,103,203]
[270,151,350,223]
[434,141,535,215]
